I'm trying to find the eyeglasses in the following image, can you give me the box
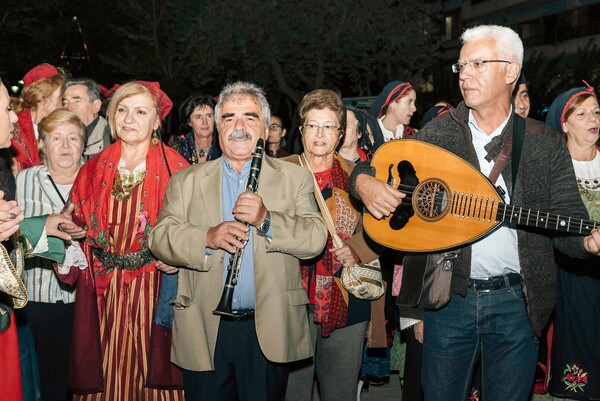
[300,124,341,136]
[268,124,283,131]
[451,59,511,74]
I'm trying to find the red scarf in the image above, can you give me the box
[302,155,359,337]
[69,140,188,293]
[12,109,41,171]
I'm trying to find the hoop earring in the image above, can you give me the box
[152,129,159,145]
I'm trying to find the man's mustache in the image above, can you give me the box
[228,130,252,141]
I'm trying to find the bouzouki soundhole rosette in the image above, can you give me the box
[412,178,450,221]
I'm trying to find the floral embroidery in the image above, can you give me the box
[89,213,110,249]
[90,213,99,230]
[137,210,148,236]
[562,363,588,392]
[136,208,152,246]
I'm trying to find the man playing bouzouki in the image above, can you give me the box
[350,25,600,401]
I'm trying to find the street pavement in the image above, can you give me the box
[359,373,402,401]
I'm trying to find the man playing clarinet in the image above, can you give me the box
[149,81,327,401]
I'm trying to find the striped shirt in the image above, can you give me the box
[15,165,76,303]
[221,158,256,310]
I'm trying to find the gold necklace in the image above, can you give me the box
[577,182,600,207]
[112,170,147,201]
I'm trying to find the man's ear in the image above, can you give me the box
[506,64,520,86]
[92,99,102,114]
[281,128,287,138]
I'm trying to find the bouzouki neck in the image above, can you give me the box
[498,203,599,236]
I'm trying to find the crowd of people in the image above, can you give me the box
[0,23,599,401]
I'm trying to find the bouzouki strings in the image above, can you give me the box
[393,182,597,234]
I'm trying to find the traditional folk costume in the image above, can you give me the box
[58,139,188,401]
[12,108,41,171]
[174,132,221,165]
[0,208,68,401]
[546,84,600,399]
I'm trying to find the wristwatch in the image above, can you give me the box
[257,211,271,237]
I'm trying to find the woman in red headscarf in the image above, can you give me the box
[544,83,600,400]
[58,81,188,400]
[368,80,417,141]
[12,64,64,171]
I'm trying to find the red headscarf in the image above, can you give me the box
[108,81,173,121]
[22,64,59,87]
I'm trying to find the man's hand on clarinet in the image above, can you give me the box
[232,192,267,228]
[356,174,405,219]
[206,222,249,253]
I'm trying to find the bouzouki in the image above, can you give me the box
[363,139,599,252]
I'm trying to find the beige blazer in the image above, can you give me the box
[149,155,327,371]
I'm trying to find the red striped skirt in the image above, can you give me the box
[73,270,183,401]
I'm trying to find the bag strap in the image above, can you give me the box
[299,154,344,249]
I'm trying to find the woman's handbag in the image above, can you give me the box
[396,251,458,310]
[300,154,384,300]
[0,238,27,309]
[340,257,384,300]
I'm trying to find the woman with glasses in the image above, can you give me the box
[266,115,290,157]
[283,89,380,401]
[174,93,221,164]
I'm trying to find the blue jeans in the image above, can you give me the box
[421,283,538,401]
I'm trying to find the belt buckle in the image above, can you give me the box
[471,275,518,292]
[475,281,493,292]
[470,277,496,292]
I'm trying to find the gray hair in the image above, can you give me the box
[63,77,102,102]
[461,25,523,67]
[215,81,271,129]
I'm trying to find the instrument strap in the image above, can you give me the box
[299,154,344,249]
[487,114,525,194]
[511,115,525,195]
[487,131,512,185]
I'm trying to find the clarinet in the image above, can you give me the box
[213,138,265,317]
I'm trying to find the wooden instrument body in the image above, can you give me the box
[363,139,504,252]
